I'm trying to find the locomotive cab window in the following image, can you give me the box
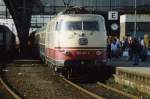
[83,21,99,31]
[63,21,82,31]
[62,21,99,31]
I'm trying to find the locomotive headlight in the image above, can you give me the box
[63,51,71,56]
[96,51,102,56]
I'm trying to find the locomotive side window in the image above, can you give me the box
[83,21,99,31]
[63,21,82,31]
[55,21,62,31]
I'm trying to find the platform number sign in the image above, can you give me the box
[108,11,118,20]
[107,11,120,36]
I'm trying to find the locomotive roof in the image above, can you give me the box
[55,14,104,19]
[59,13,102,16]
[53,14,105,22]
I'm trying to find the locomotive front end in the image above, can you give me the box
[54,14,107,66]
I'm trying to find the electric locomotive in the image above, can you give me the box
[35,7,107,76]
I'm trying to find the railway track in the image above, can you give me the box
[0,60,48,99]
[0,60,141,99]
[0,63,21,99]
[0,60,95,99]
[63,78,140,99]
[0,77,21,99]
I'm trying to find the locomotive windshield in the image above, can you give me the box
[63,21,82,30]
[83,21,99,31]
[63,21,99,31]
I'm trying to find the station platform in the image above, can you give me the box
[106,57,150,94]
[107,58,150,75]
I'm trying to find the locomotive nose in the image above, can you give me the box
[78,38,88,45]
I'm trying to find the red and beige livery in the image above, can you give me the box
[35,13,107,72]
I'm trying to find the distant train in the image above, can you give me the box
[35,8,107,77]
[0,25,16,61]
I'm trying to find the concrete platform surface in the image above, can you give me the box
[107,58,150,75]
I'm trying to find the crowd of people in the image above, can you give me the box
[107,35,149,65]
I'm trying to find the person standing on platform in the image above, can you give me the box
[128,36,133,61]
[144,34,149,49]
[140,36,147,61]
[132,38,141,65]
